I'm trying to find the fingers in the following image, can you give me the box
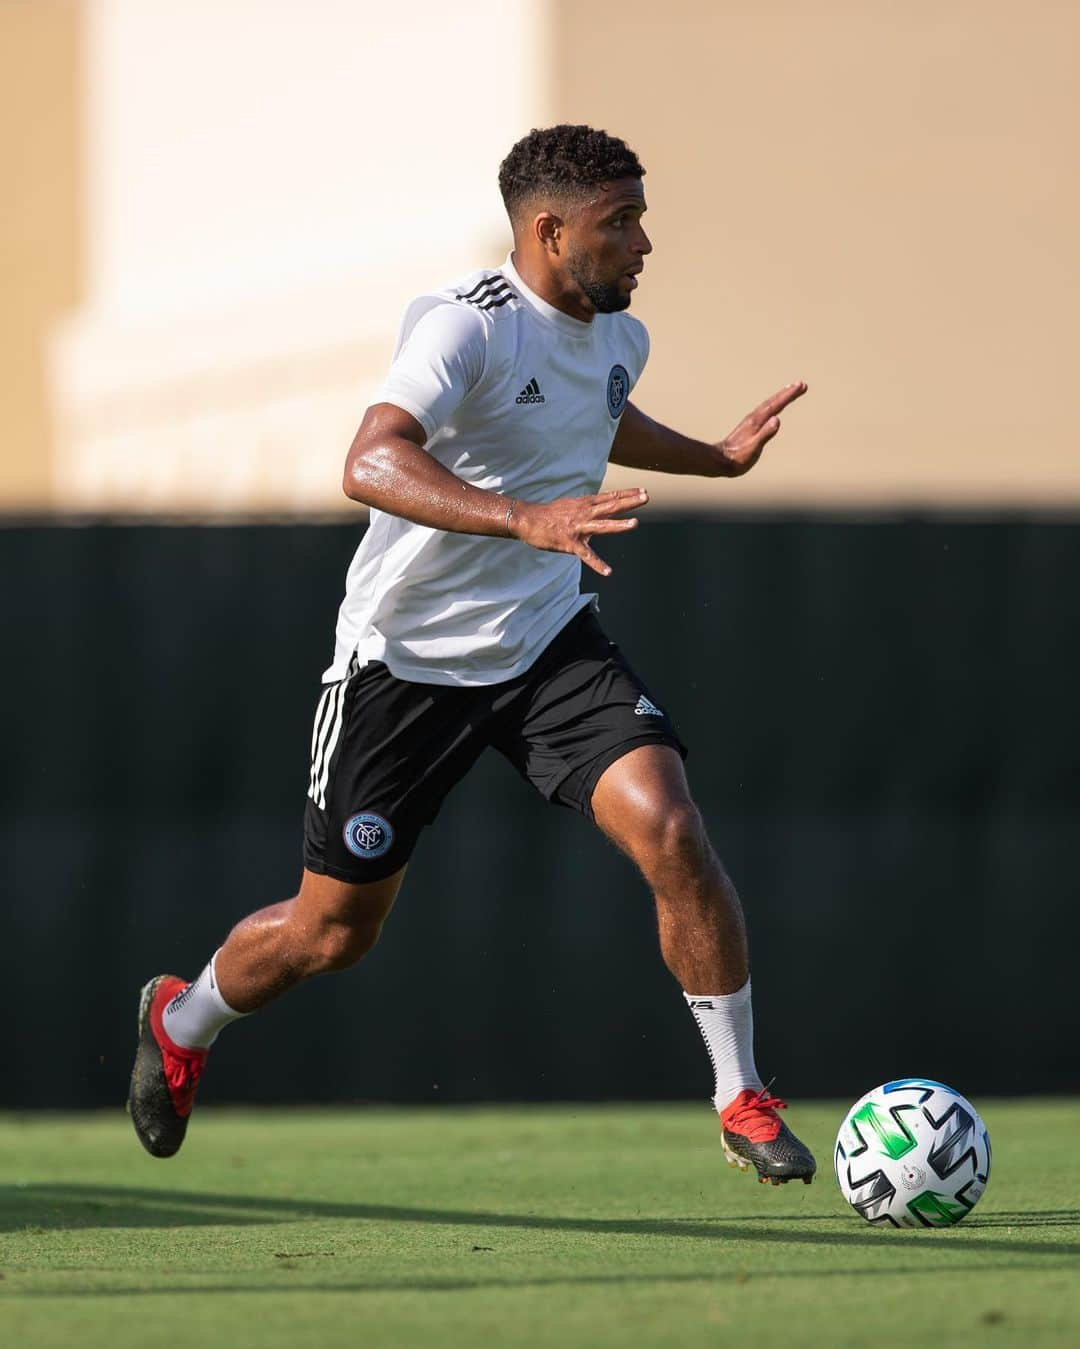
[754,381,807,422]
[589,488,649,516]
[577,540,612,578]
[523,489,648,575]
[588,516,639,535]
[578,491,646,574]
[575,515,638,577]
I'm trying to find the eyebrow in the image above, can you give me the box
[601,200,647,220]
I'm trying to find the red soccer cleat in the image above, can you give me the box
[127,975,208,1158]
[720,1086,817,1186]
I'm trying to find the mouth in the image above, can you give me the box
[622,266,643,290]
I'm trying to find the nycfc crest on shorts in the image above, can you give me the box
[343,812,394,860]
[607,364,630,418]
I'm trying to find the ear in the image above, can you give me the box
[533,210,564,254]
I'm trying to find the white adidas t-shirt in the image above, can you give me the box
[324,254,650,687]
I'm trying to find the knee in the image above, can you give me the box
[305,916,384,975]
[636,799,711,883]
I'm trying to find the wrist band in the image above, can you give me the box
[505,499,515,536]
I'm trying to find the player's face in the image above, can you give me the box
[563,178,651,314]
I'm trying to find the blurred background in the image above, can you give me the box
[2,0,1077,1108]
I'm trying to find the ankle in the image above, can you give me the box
[161,954,247,1050]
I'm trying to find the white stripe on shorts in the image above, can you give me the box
[309,681,343,808]
[307,686,334,796]
[307,654,359,810]
[307,684,336,802]
[314,683,348,810]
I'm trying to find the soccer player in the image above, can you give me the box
[129,125,814,1185]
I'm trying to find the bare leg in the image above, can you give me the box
[590,745,747,994]
[587,741,803,1161]
[214,866,406,1012]
[590,743,817,1181]
[131,866,407,1158]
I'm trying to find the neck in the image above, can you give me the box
[509,248,594,324]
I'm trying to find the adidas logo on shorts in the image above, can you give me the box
[516,377,545,405]
[634,694,663,717]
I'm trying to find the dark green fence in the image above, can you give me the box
[2,515,1076,1107]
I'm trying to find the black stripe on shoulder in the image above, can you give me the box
[460,284,511,307]
[460,287,513,310]
[458,275,508,301]
[474,291,514,311]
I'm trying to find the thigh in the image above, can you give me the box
[492,611,687,821]
[304,660,491,883]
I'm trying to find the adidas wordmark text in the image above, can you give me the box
[516,377,546,405]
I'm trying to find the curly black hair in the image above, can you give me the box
[498,124,644,219]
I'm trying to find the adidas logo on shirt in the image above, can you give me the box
[515,378,546,405]
[634,694,664,717]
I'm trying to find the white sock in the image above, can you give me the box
[161,951,246,1050]
[684,978,764,1113]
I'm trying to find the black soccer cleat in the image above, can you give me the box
[127,974,208,1158]
[720,1086,817,1185]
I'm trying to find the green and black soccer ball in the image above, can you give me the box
[834,1078,991,1227]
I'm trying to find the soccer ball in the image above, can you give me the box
[834,1078,991,1227]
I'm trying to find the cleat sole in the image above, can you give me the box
[128,974,198,1159]
[127,976,165,1120]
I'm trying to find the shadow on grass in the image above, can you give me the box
[3,1262,1075,1301]
[1,1185,1078,1261]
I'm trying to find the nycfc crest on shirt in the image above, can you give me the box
[607,364,630,418]
[343,812,394,859]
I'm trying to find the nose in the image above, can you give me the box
[635,224,653,255]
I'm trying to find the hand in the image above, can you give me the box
[715,381,807,477]
[509,488,649,577]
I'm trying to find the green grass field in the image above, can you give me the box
[1,1102,1077,1348]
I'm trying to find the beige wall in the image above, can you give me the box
[42,0,548,515]
[556,0,1080,506]
[2,1,1077,512]
[0,0,81,508]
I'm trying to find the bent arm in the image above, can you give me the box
[342,402,648,575]
[609,403,728,477]
[343,402,513,536]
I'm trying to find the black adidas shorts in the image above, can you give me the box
[303,608,687,883]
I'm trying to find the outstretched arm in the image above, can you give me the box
[610,382,807,478]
